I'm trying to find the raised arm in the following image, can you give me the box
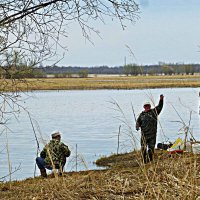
[154,94,164,115]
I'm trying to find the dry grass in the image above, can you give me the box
[1,75,200,91]
[1,75,200,199]
[0,151,200,199]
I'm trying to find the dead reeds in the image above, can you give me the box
[0,151,199,199]
[1,75,200,91]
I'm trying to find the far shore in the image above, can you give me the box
[1,74,200,91]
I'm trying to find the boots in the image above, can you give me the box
[142,149,147,164]
[40,168,47,178]
[148,149,153,162]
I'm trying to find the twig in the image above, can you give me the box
[76,144,78,172]
[117,125,121,154]
[0,164,21,181]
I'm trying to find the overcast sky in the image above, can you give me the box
[49,0,200,67]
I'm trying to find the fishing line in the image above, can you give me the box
[27,111,40,177]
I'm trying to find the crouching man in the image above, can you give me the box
[36,131,71,177]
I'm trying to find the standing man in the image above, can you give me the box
[136,94,164,163]
[36,130,71,177]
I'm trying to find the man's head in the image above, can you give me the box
[51,130,61,141]
[143,102,151,112]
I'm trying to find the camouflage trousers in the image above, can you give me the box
[141,133,156,163]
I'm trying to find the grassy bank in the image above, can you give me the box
[0,75,200,199]
[1,75,200,91]
[1,151,200,199]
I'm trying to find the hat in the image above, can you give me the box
[51,130,61,138]
[144,102,151,106]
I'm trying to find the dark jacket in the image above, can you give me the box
[136,99,163,138]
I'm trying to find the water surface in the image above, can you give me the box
[0,88,199,180]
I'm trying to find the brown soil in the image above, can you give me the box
[0,150,200,199]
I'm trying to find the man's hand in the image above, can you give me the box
[160,94,164,100]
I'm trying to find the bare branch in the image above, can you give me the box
[0,0,139,63]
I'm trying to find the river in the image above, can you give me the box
[0,87,199,181]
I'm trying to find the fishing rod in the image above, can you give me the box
[131,102,137,123]
[27,111,40,177]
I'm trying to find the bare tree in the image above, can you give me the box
[0,0,140,118]
[0,0,140,121]
[0,0,139,64]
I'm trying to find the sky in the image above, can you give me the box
[49,0,200,67]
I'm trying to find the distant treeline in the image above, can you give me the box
[1,51,200,79]
[40,65,123,75]
[40,64,200,76]
[1,63,200,79]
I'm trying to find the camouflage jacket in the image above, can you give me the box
[40,139,71,167]
[136,99,163,138]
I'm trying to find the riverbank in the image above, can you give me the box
[1,151,200,199]
[1,75,200,91]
